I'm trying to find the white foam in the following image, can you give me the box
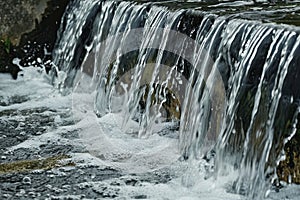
[1,66,299,200]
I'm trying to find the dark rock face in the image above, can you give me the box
[0,0,49,45]
[277,121,300,184]
[0,0,69,79]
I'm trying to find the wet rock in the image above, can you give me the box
[277,128,300,184]
[123,178,139,186]
[22,176,32,185]
[0,0,69,78]
[134,194,148,199]
[0,95,30,106]
[92,185,119,198]
[0,165,123,199]
[60,130,80,139]
[39,144,74,157]
[0,107,73,149]
[1,156,7,160]
[0,0,49,45]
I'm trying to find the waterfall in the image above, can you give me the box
[52,0,300,199]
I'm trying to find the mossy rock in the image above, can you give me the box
[277,128,300,184]
[1,0,46,43]
[0,155,75,175]
[0,0,69,78]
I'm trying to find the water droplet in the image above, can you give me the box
[2,194,11,198]
[54,115,62,123]
[35,131,42,135]
[20,189,26,194]
[22,176,31,185]
[37,58,42,63]
[28,191,36,198]
[1,156,7,160]
[48,174,55,178]
[265,189,271,198]
[19,131,26,136]
[16,122,26,130]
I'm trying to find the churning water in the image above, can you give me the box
[43,0,300,199]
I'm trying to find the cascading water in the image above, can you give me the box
[52,0,300,199]
[215,20,300,198]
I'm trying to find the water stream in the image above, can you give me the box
[51,0,300,199]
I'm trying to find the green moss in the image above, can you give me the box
[0,155,75,174]
[1,37,11,54]
[0,37,7,53]
[0,36,15,74]
[277,116,300,184]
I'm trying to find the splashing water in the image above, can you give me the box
[52,0,300,199]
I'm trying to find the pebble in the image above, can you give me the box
[18,122,26,128]
[19,131,26,136]
[35,131,42,135]
[2,194,11,198]
[37,58,42,63]
[22,176,32,185]
[134,195,147,199]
